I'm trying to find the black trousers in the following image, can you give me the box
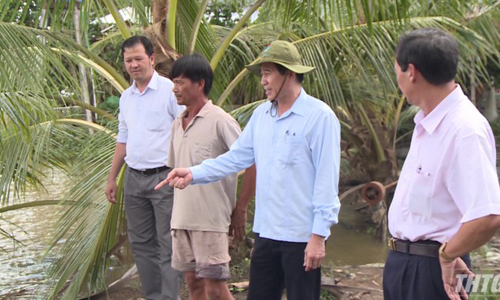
[383,249,471,300]
[247,234,321,300]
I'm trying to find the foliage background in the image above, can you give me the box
[0,0,500,298]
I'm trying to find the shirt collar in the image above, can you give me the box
[180,100,213,119]
[414,85,465,136]
[131,70,159,94]
[264,88,308,117]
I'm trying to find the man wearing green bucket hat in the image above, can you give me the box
[156,40,341,300]
[246,40,315,75]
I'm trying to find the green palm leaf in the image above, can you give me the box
[2,0,500,297]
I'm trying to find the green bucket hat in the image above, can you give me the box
[246,40,315,76]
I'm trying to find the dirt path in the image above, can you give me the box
[92,264,385,300]
[96,232,500,300]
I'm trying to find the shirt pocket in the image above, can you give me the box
[278,136,305,166]
[145,111,165,131]
[408,173,433,216]
[192,142,211,165]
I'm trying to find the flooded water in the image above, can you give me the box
[0,170,67,299]
[325,198,388,267]
[0,170,136,299]
[0,175,387,298]
[0,206,58,298]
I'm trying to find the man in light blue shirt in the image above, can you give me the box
[156,40,341,300]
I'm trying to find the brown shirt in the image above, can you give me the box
[168,101,241,232]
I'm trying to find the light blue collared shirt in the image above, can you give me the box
[191,89,341,242]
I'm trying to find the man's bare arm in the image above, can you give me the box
[105,143,126,204]
[445,215,500,258]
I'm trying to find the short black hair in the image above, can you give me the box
[396,28,459,85]
[121,36,154,58]
[275,63,304,83]
[170,54,214,96]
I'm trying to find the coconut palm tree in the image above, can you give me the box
[1,0,500,298]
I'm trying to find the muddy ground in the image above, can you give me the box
[92,231,500,300]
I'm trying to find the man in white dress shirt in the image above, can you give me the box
[105,36,184,300]
[384,28,500,300]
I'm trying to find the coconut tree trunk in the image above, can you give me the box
[40,3,48,29]
[484,83,498,122]
[152,0,167,23]
[74,6,93,125]
[471,57,477,106]
[145,0,180,78]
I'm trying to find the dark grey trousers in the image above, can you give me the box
[124,167,183,300]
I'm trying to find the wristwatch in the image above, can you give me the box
[439,242,455,263]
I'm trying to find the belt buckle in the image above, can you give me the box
[388,238,396,250]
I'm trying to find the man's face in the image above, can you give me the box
[172,76,203,106]
[123,43,154,85]
[260,62,287,100]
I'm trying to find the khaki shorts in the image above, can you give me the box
[171,229,231,280]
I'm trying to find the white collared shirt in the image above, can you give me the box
[117,71,184,169]
[389,85,500,242]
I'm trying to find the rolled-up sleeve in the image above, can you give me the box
[310,110,341,237]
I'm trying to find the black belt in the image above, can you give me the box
[388,238,440,258]
[129,165,170,175]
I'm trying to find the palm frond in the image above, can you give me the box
[211,24,276,108]
[0,22,128,107]
[2,0,500,297]
[229,100,265,127]
[0,116,102,205]
[175,0,218,57]
[217,15,500,114]
[42,122,126,299]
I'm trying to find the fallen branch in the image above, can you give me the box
[85,265,138,300]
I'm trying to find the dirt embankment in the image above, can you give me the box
[95,231,500,300]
